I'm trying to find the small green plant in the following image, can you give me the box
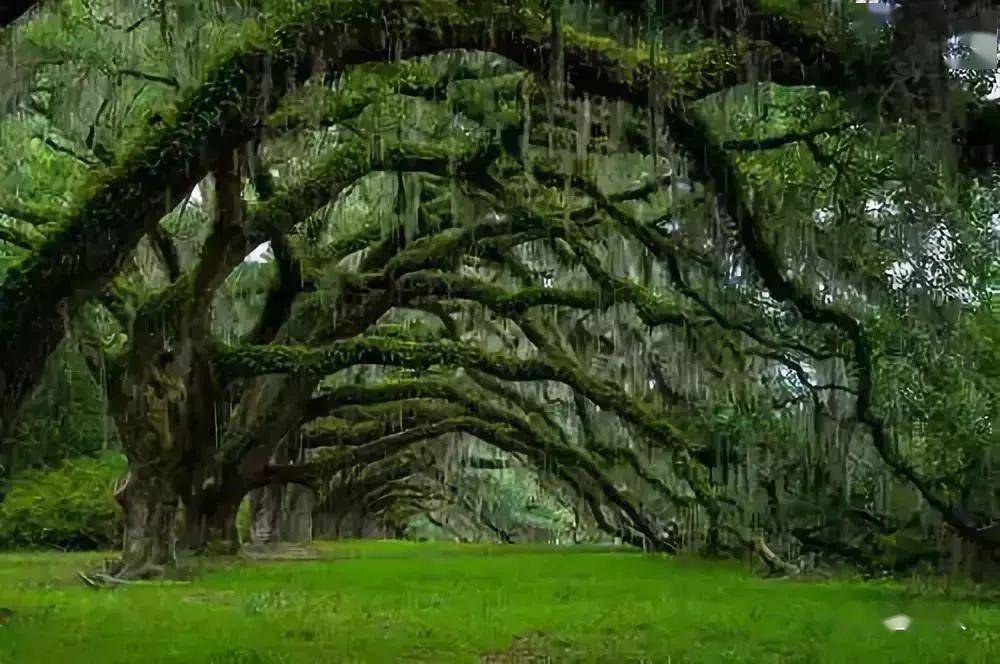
[243,591,291,616]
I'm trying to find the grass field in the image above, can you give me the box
[0,541,998,662]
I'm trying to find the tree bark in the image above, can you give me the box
[111,349,190,578]
[180,491,241,554]
[249,483,283,545]
[280,483,315,544]
[754,537,799,577]
[114,469,179,579]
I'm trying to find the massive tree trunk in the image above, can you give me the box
[180,489,241,554]
[110,347,213,576]
[110,146,246,572]
[314,500,393,540]
[280,483,315,544]
[249,483,284,545]
[114,468,180,579]
[177,449,258,553]
[111,348,191,577]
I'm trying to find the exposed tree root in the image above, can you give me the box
[754,537,800,577]
[77,569,192,589]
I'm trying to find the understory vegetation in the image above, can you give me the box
[0,453,124,550]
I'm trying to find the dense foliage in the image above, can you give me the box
[0,452,125,550]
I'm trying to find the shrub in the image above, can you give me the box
[0,453,126,550]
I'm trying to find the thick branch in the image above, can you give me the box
[215,337,687,452]
[662,99,996,546]
[0,0,528,428]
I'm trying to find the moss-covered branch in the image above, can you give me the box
[246,234,303,346]
[632,54,1000,547]
[259,416,518,487]
[279,398,673,550]
[0,217,45,249]
[0,0,529,427]
[304,400,468,447]
[216,336,687,447]
[395,270,694,330]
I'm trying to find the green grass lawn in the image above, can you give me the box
[0,541,998,663]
